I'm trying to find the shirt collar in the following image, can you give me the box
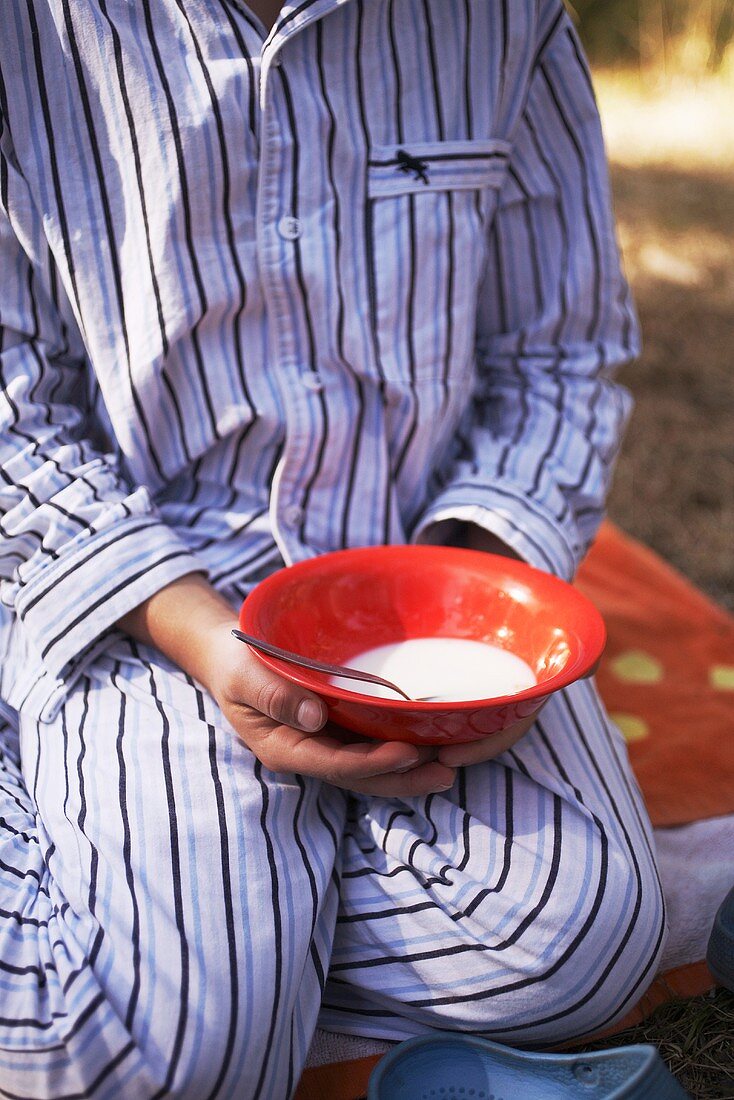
[260,0,354,87]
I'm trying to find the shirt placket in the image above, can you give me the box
[256,40,323,566]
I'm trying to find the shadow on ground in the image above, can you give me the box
[606,163,734,611]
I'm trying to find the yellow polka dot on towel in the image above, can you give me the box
[710,665,734,691]
[610,713,650,742]
[610,650,664,685]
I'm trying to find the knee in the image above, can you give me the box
[558,839,667,1039]
[425,834,666,1045]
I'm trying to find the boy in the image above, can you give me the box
[0,2,665,1095]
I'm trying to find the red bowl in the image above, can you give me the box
[239,545,605,746]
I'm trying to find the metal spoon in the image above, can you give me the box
[231,628,417,702]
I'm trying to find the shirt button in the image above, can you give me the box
[283,504,303,526]
[278,215,303,240]
[301,372,324,392]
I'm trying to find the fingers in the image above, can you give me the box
[230,705,455,793]
[349,760,456,798]
[222,631,537,792]
[236,712,450,787]
[296,734,455,796]
[436,714,538,768]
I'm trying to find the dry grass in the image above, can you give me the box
[577,987,734,1098]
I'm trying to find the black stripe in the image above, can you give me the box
[111,667,142,1032]
[331,793,564,973]
[22,1,85,332]
[515,100,573,502]
[135,655,190,1099]
[0,816,38,845]
[420,8,457,412]
[367,150,507,168]
[188,506,268,554]
[462,0,473,137]
[492,166,539,480]
[355,3,385,399]
[0,781,33,817]
[314,20,366,549]
[16,515,161,614]
[251,759,284,1100]
[341,860,452,888]
[460,765,514,917]
[99,3,163,362]
[387,0,420,483]
[275,67,332,547]
[292,774,321,954]
[193,685,240,1100]
[532,4,565,70]
[564,24,597,103]
[337,898,435,924]
[483,690,662,1033]
[98,0,188,473]
[0,854,44,885]
[209,539,281,588]
[172,1,256,431]
[437,482,562,571]
[57,2,172,481]
[140,1,220,443]
[538,59,603,344]
[75,683,105,970]
[355,0,393,545]
[498,0,509,104]
[271,0,321,39]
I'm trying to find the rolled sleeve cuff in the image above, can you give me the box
[412,482,578,580]
[16,514,205,687]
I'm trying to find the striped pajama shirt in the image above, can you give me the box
[0,1,666,1096]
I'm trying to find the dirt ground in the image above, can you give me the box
[590,70,734,613]
[606,162,734,611]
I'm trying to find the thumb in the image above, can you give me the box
[239,652,328,732]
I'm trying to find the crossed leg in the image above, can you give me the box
[324,679,667,1047]
[0,640,666,1099]
[0,638,345,1099]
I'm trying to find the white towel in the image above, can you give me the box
[655,813,734,972]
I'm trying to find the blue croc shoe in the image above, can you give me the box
[707,884,734,992]
[367,1033,689,1100]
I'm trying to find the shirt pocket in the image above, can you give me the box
[364,139,511,387]
[367,138,511,198]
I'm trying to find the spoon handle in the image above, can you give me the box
[231,629,413,702]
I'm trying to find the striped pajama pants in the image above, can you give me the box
[0,635,666,1099]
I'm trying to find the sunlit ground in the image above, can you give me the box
[595,70,734,168]
[592,69,734,610]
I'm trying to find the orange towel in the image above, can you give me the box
[576,522,734,828]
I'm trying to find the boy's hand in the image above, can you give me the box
[117,570,540,794]
[436,713,540,768]
[205,623,456,796]
[117,573,455,796]
[206,625,541,785]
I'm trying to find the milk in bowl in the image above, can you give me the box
[331,637,537,702]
